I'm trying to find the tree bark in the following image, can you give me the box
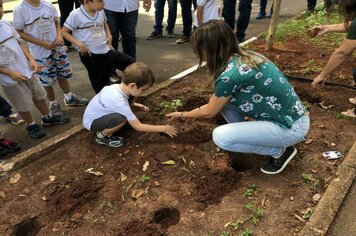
[266,0,282,51]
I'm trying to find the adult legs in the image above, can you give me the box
[167,0,178,33]
[180,0,193,36]
[104,9,121,51]
[117,11,138,60]
[223,0,237,30]
[107,50,135,72]
[153,0,165,33]
[260,0,268,12]
[307,0,317,11]
[58,0,80,47]
[236,0,252,42]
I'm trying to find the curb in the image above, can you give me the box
[299,142,356,235]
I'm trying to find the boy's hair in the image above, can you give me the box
[122,62,155,88]
[78,0,93,4]
[191,20,266,84]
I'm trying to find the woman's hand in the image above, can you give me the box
[164,125,177,138]
[134,103,149,112]
[312,26,328,36]
[166,111,183,121]
[312,74,327,88]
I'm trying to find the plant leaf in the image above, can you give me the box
[10,173,21,184]
[162,160,176,165]
[120,172,128,182]
[142,161,149,171]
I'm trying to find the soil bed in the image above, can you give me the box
[0,38,355,236]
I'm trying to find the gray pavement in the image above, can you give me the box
[1,0,354,234]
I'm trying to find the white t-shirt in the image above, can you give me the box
[193,0,219,27]
[83,84,137,130]
[13,0,58,59]
[104,0,139,13]
[0,20,33,86]
[64,6,110,54]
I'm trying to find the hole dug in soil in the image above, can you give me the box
[12,218,40,236]
[153,207,180,229]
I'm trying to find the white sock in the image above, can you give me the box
[27,122,36,126]
[64,92,73,100]
[96,132,105,138]
[49,100,58,107]
[42,113,52,118]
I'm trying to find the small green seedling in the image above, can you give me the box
[301,207,313,219]
[240,228,252,236]
[244,202,254,211]
[244,183,260,196]
[139,174,150,182]
[228,220,244,229]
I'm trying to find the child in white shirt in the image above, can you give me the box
[13,0,88,117]
[62,0,135,94]
[194,0,219,27]
[0,0,69,138]
[83,62,177,147]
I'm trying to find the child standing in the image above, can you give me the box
[193,0,219,28]
[13,0,88,117]
[62,0,135,94]
[83,62,177,147]
[0,0,69,138]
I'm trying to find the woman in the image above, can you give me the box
[312,0,356,118]
[166,20,310,174]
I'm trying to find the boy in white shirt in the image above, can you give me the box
[83,62,177,147]
[0,0,69,138]
[62,0,135,94]
[13,0,88,117]
[194,0,219,27]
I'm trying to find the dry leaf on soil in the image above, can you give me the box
[49,175,56,181]
[10,173,21,184]
[85,168,103,176]
[0,191,5,198]
[120,172,128,182]
[162,160,176,165]
[142,161,149,171]
[131,187,149,199]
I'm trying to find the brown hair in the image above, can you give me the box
[122,62,155,88]
[339,0,356,29]
[191,20,267,84]
[78,0,93,4]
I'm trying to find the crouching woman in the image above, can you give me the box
[166,20,310,174]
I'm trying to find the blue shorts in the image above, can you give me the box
[36,48,72,87]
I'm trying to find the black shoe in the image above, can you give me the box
[256,11,266,19]
[42,114,69,126]
[27,123,46,138]
[95,133,126,148]
[0,147,8,158]
[146,31,163,40]
[261,146,297,174]
[0,135,21,153]
[176,35,190,44]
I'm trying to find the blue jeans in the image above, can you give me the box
[154,0,178,33]
[223,0,252,42]
[104,9,138,59]
[212,104,310,157]
[180,0,196,36]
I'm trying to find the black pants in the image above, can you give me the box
[0,95,12,118]
[58,0,80,47]
[80,50,135,93]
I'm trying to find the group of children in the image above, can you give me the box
[0,0,177,156]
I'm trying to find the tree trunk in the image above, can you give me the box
[266,0,282,51]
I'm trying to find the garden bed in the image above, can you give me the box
[1,11,356,235]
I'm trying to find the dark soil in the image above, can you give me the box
[0,38,355,236]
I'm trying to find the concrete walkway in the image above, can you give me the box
[1,0,354,235]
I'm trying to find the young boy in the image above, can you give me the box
[193,0,219,28]
[0,0,69,138]
[13,0,88,117]
[62,0,135,94]
[83,62,177,147]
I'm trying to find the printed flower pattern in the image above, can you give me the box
[223,63,234,74]
[255,72,263,79]
[293,101,305,115]
[239,102,254,112]
[252,94,263,103]
[238,64,252,75]
[264,78,273,86]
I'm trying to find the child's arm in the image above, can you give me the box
[53,19,64,46]
[16,29,54,51]
[104,23,113,49]
[128,119,177,138]
[133,102,149,112]
[0,66,27,82]
[197,6,204,27]
[19,43,40,73]
[62,26,91,56]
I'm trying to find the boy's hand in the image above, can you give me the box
[29,60,40,73]
[312,74,327,89]
[134,103,149,112]
[78,42,91,57]
[164,125,177,138]
[143,0,152,12]
[9,71,27,82]
[106,36,113,48]
[54,35,64,46]
[42,41,55,50]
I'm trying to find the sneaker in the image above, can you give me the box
[42,114,69,126]
[341,108,356,118]
[26,123,46,138]
[176,35,190,44]
[49,103,64,116]
[0,147,7,158]
[95,133,125,148]
[64,94,89,106]
[146,31,163,40]
[261,146,297,174]
[0,135,21,153]
[5,113,25,125]
[256,11,266,19]
[166,31,175,38]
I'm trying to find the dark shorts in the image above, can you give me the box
[90,113,127,132]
